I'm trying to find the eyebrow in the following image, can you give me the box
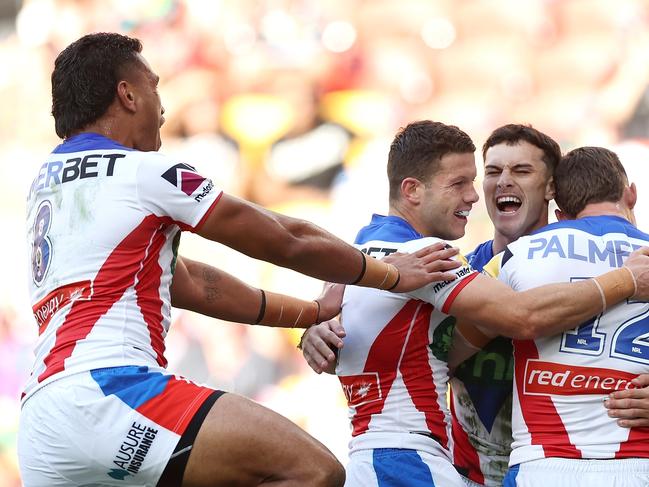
[485,162,534,170]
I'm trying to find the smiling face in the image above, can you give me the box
[483,141,554,244]
[416,152,479,240]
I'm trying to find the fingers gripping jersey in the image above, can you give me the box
[24,133,222,401]
[494,215,649,465]
[336,214,478,458]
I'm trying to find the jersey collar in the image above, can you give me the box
[52,133,135,154]
[354,214,423,245]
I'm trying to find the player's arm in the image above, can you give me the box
[195,193,461,292]
[604,373,649,428]
[447,320,496,374]
[447,247,649,339]
[170,256,342,328]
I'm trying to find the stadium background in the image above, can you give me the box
[1,0,649,484]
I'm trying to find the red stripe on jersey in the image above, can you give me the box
[347,300,422,436]
[450,394,485,485]
[32,280,92,335]
[136,376,214,434]
[442,272,478,314]
[400,303,449,447]
[514,339,581,458]
[615,426,649,458]
[135,229,167,367]
[38,215,168,383]
[193,191,223,232]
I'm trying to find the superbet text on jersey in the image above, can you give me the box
[494,216,649,466]
[24,133,221,401]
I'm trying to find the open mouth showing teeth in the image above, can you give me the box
[496,196,522,213]
[454,210,470,218]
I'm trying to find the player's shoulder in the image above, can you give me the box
[399,236,449,253]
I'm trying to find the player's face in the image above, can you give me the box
[483,141,553,243]
[131,54,165,152]
[419,152,479,240]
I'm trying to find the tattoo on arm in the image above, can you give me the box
[201,265,222,304]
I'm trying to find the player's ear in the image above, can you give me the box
[624,182,637,211]
[555,208,569,221]
[116,80,137,113]
[544,176,555,202]
[401,177,422,205]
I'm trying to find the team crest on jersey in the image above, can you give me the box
[161,163,209,196]
[339,373,382,406]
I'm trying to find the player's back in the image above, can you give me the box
[336,214,477,459]
[498,215,649,464]
[25,133,219,401]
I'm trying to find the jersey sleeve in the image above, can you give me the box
[402,237,479,312]
[136,155,223,231]
[495,245,519,290]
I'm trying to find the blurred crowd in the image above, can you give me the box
[2,0,649,484]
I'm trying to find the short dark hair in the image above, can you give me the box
[482,124,561,176]
[555,146,628,217]
[387,120,475,202]
[52,32,143,138]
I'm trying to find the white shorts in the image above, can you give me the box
[345,448,465,487]
[504,458,649,487]
[18,365,218,487]
[461,475,485,487]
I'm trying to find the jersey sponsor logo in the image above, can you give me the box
[161,163,214,201]
[109,421,159,479]
[527,234,643,267]
[32,280,92,334]
[29,153,124,197]
[523,359,638,396]
[431,266,472,293]
[339,373,382,407]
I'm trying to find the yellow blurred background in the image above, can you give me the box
[2,0,649,484]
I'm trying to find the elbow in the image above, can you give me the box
[510,312,545,340]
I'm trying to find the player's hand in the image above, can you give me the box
[604,373,649,428]
[299,320,345,374]
[385,242,461,293]
[316,283,344,323]
[624,246,649,300]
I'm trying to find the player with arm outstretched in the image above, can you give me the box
[17,33,461,487]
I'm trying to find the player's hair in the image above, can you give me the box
[482,124,561,176]
[555,146,628,217]
[52,32,143,139]
[387,120,475,202]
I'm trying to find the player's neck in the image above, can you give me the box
[576,202,633,223]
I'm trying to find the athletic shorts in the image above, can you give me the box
[345,448,465,487]
[18,365,222,487]
[504,458,649,487]
[460,474,485,487]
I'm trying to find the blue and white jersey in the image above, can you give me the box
[336,214,478,459]
[451,238,514,486]
[496,215,649,465]
[24,133,221,402]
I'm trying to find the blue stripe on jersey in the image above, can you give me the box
[372,449,436,486]
[503,464,520,486]
[466,239,494,272]
[354,214,423,245]
[91,366,171,409]
[52,133,135,154]
[531,215,649,241]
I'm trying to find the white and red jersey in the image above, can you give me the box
[494,215,649,465]
[23,133,221,402]
[336,214,478,458]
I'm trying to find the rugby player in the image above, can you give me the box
[298,121,649,487]
[17,33,464,487]
[492,147,649,486]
